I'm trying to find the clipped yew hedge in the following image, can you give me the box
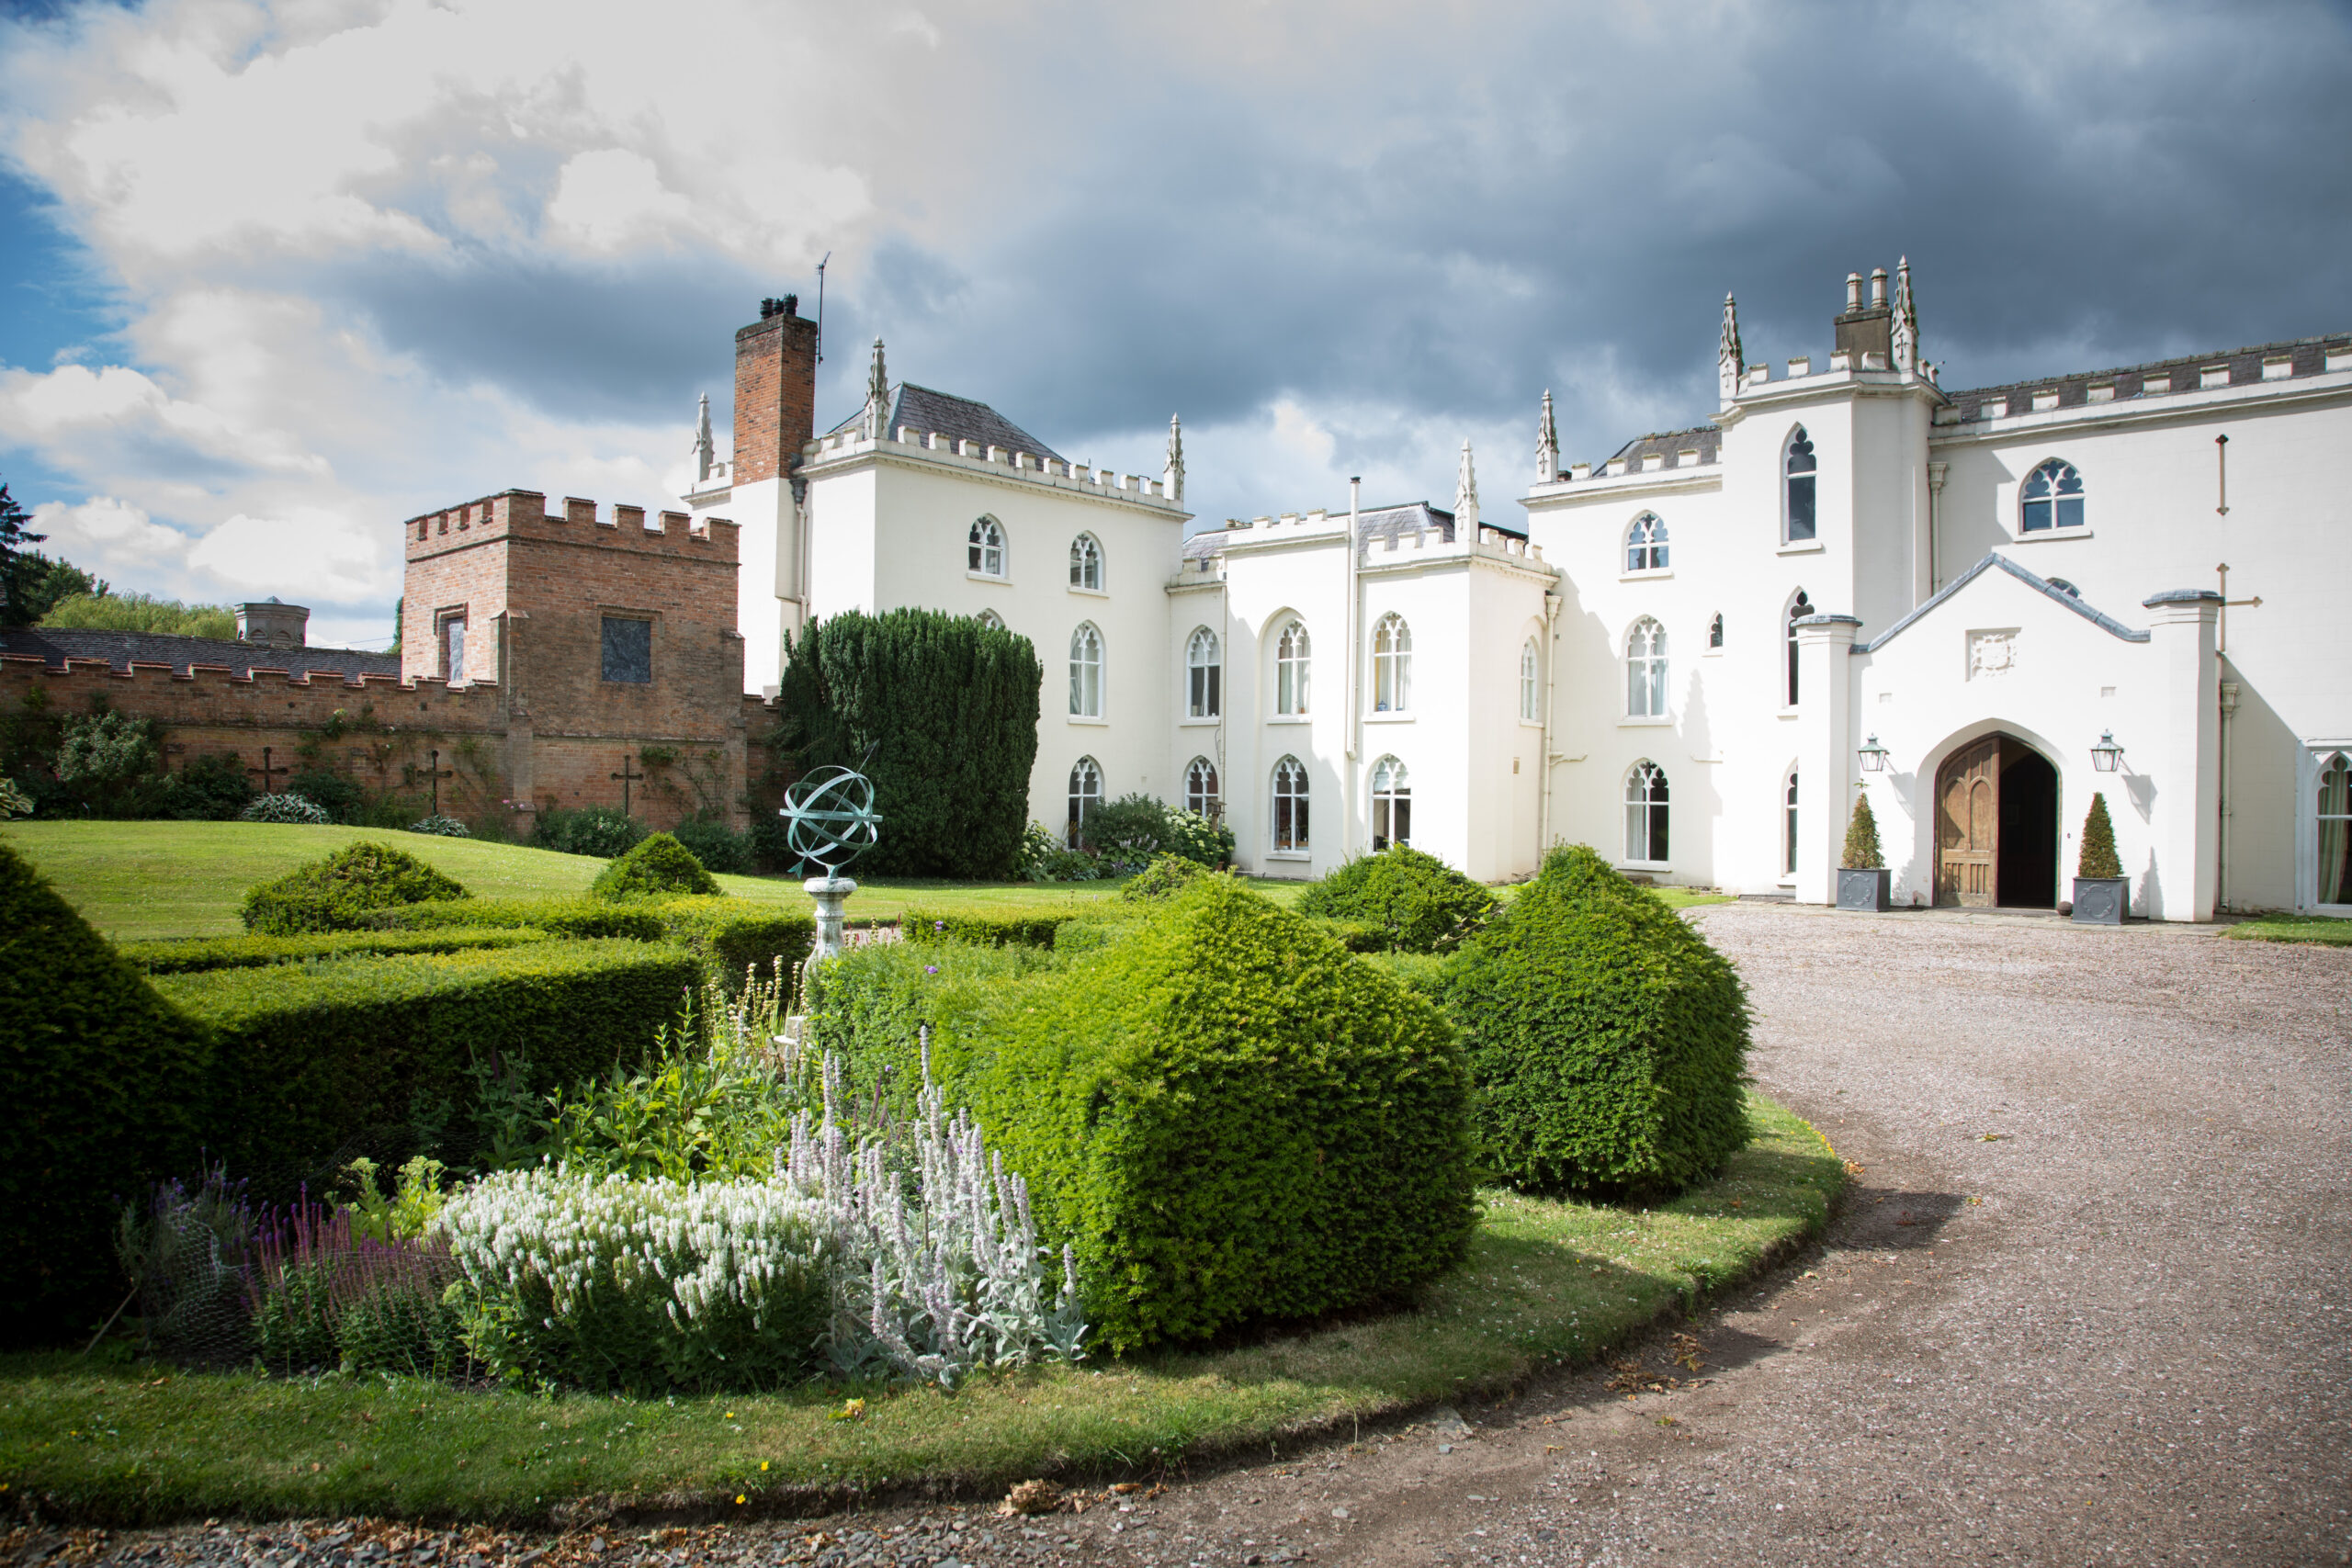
[1294,844,1499,953]
[1443,843,1751,1195]
[591,832,721,901]
[0,840,210,1344]
[812,876,1478,1351]
[155,941,702,1185]
[240,840,468,935]
[366,897,670,942]
[120,927,552,975]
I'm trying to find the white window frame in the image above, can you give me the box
[1372,613,1412,714]
[2300,743,2352,914]
[1783,426,1817,544]
[975,609,1005,632]
[1069,532,1105,591]
[2018,457,2087,536]
[1183,756,1221,820]
[1784,589,1812,708]
[439,611,468,684]
[968,515,1008,579]
[1371,755,1410,850]
[1624,511,1669,574]
[1069,622,1103,718]
[1519,638,1541,722]
[1275,619,1311,716]
[1625,616,1668,719]
[1784,767,1800,878]
[1067,756,1102,848]
[1271,754,1310,854]
[1624,760,1670,867]
[1186,626,1221,719]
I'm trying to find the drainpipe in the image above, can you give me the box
[1342,477,1363,860]
[2217,679,2239,913]
[1536,589,1563,857]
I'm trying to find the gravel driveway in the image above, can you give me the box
[20,905,2348,1568]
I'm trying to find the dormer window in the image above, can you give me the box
[2019,459,2085,533]
[1784,427,1817,542]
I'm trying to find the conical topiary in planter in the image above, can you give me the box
[2073,792,2129,923]
[1836,794,1892,911]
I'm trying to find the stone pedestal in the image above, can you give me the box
[806,875,858,962]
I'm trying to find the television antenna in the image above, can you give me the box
[815,252,830,365]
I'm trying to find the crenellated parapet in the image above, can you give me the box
[403,491,738,564]
[798,426,1188,513]
[1,651,512,734]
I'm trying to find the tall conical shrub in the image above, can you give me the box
[1841,795,1884,869]
[2078,792,2122,879]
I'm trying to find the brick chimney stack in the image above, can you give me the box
[733,296,820,485]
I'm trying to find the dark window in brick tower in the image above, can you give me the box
[602,617,652,683]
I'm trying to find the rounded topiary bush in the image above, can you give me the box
[1118,852,1209,901]
[590,832,721,901]
[1443,842,1750,1195]
[241,840,469,934]
[240,793,333,825]
[1294,844,1499,953]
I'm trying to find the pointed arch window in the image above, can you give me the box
[1186,626,1221,718]
[1709,613,1724,649]
[976,609,1006,632]
[2317,750,2352,907]
[1519,638,1541,721]
[1625,761,1670,864]
[2019,459,2086,533]
[1784,768,1800,877]
[1785,590,1812,706]
[1272,756,1310,852]
[1067,757,1102,847]
[968,516,1006,577]
[1275,620,1311,715]
[1069,532,1104,589]
[1371,756,1411,850]
[1069,623,1103,717]
[1373,613,1412,712]
[1626,617,1668,718]
[1784,427,1817,543]
[1184,756,1222,820]
[1625,512,1668,572]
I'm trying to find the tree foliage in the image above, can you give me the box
[0,484,48,629]
[771,609,1042,878]
[38,590,238,640]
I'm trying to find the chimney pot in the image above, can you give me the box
[1846,272,1864,310]
[1870,268,1888,307]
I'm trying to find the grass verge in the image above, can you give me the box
[0,1095,1839,1527]
[2223,913,2352,946]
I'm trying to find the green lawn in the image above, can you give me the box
[0,822,1306,942]
[0,1095,1841,1526]
[2223,913,2352,946]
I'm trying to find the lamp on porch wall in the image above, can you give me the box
[1857,734,1889,773]
[2090,730,2125,773]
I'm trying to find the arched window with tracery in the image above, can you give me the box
[1371,756,1411,850]
[1069,623,1103,716]
[2317,750,2352,907]
[1069,533,1104,589]
[1625,761,1670,864]
[1186,626,1221,718]
[1184,756,1221,820]
[1784,427,1817,542]
[1520,638,1540,721]
[1626,617,1668,718]
[1709,613,1724,649]
[976,608,1005,632]
[1785,589,1812,706]
[1373,613,1412,712]
[1275,620,1311,715]
[1272,756,1310,852]
[1067,756,1102,847]
[1784,768,1800,877]
[1625,512,1668,572]
[968,516,1006,577]
[2019,458,2086,533]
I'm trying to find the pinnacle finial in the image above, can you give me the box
[694,391,716,482]
[1536,389,1560,483]
[1718,292,1746,402]
[863,339,890,439]
[1892,257,1921,377]
[1163,413,1186,504]
[1454,438,1481,532]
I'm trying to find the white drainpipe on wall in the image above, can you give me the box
[1342,477,1363,859]
[1537,589,1563,855]
[2218,678,2240,912]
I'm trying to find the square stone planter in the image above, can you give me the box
[1837,867,1892,912]
[2072,875,2131,924]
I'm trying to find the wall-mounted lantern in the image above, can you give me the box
[1858,734,1890,773]
[2090,730,2125,773]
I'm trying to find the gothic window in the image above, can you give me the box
[600,616,652,683]
[976,609,1006,631]
[439,613,467,684]
[1520,638,1541,721]
[1785,590,1812,706]
[1069,623,1103,717]
[1626,617,1668,718]
[1709,613,1724,649]
[1784,769,1800,877]
[1784,427,1817,543]
[1272,755,1310,852]
[968,516,1006,577]
[1069,533,1104,590]
[1373,613,1412,712]
[1625,761,1670,863]
[1184,756,1222,820]
[1625,512,1668,572]
[1275,619,1311,715]
[1371,756,1411,851]
[1186,626,1221,718]
[2019,458,2086,533]
[2317,751,2352,907]
[1067,756,1102,848]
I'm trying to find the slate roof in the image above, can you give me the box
[828,382,1064,462]
[1600,425,1723,469]
[1189,501,1524,559]
[0,629,402,682]
[1941,332,2350,423]
[1850,553,2152,655]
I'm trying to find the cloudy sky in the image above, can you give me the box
[1,0,2346,649]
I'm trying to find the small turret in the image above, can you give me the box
[1536,389,1559,482]
[1454,439,1480,532]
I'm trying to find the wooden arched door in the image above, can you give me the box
[1937,738,2001,907]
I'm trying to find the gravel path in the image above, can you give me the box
[16,905,2347,1568]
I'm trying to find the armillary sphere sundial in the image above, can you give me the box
[779,762,882,960]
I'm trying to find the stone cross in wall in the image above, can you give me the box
[247,746,287,795]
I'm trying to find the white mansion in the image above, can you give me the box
[685,266,2350,919]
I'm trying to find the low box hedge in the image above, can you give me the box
[899,904,1093,949]
[366,897,669,942]
[648,897,818,991]
[811,876,1478,1352]
[155,941,702,1188]
[120,928,553,975]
